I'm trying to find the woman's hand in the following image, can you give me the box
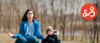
[43,34,48,39]
[8,32,14,37]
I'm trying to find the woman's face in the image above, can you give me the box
[48,29,53,35]
[26,11,34,19]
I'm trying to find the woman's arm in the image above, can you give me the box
[8,32,14,37]
[35,22,43,39]
[34,22,45,39]
[9,22,24,38]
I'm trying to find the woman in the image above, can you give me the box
[8,9,47,43]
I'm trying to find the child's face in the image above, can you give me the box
[48,29,53,35]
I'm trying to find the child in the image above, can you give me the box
[42,26,61,43]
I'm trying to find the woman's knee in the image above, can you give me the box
[17,35,26,40]
[17,35,28,43]
[30,36,39,43]
[17,35,22,38]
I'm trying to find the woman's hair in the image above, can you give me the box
[21,9,36,21]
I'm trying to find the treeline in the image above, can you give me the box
[0,0,100,43]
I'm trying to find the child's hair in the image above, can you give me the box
[21,9,36,21]
[46,28,51,34]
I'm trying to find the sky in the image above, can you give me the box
[1,0,98,15]
[36,0,95,15]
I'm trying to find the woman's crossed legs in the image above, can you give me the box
[15,35,39,43]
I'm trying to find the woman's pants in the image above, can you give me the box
[15,35,39,43]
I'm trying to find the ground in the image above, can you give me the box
[0,33,97,43]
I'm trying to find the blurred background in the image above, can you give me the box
[0,0,100,43]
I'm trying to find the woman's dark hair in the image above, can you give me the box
[21,9,36,21]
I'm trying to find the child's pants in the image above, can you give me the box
[15,35,39,43]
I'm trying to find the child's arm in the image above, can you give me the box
[53,30,61,43]
[53,35,61,43]
[41,39,46,43]
[46,36,55,42]
[53,30,59,35]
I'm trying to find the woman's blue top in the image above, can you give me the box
[12,20,44,39]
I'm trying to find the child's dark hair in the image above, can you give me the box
[46,29,49,34]
[21,9,36,21]
[46,28,52,34]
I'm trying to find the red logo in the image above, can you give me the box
[81,3,97,20]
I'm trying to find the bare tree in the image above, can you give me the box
[92,0,99,43]
[0,0,2,29]
[62,15,66,41]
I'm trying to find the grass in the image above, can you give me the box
[0,33,100,43]
[58,35,100,43]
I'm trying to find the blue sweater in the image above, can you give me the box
[24,22,34,38]
[12,20,44,39]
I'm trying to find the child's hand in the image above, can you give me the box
[43,34,48,39]
[8,32,14,37]
[53,30,59,35]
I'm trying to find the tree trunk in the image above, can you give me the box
[62,15,66,41]
[70,14,74,41]
[18,0,20,25]
[92,2,99,43]
[0,1,1,29]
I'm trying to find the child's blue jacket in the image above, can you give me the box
[12,20,44,39]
